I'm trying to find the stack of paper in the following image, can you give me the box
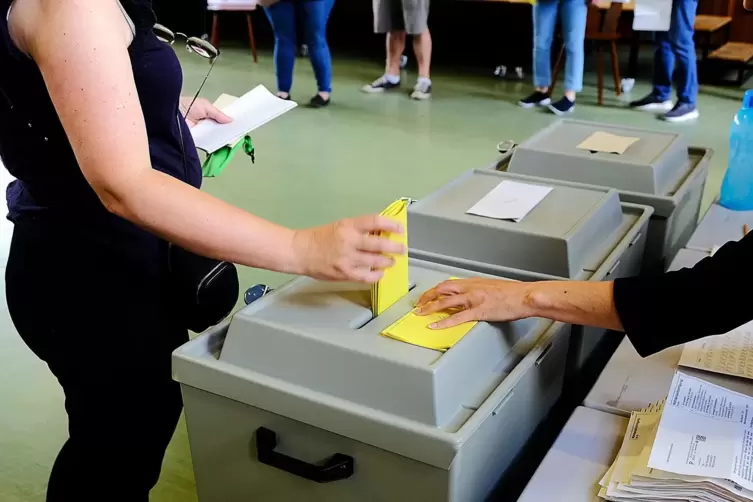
[381,277,478,352]
[190,85,297,154]
[679,320,753,381]
[371,199,409,316]
[598,370,753,501]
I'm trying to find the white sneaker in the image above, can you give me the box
[361,76,401,94]
[410,80,432,100]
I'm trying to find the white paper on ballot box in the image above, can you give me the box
[648,371,753,491]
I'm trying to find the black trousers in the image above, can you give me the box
[5,214,188,502]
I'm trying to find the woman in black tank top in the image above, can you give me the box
[0,1,403,499]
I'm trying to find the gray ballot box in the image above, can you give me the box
[496,119,712,271]
[408,169,652,370]
[173,259,571,502]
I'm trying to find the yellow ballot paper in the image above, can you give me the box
[382,309,477,352]
[371,200,409,316]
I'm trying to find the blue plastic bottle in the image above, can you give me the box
[720,90,753,210]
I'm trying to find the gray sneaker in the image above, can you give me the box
[629,94,674,112]
[662,102,699,123]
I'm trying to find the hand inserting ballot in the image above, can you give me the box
[291,215,406,283]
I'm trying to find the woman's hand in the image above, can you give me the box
[180,97,232,128]
[291,215,406,283]
[415,278,535,329]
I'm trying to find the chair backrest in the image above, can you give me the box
[601,2,624,34]
[585,5,603,35]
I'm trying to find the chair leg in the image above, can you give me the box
[246,13,258,63]
[596,43,604,106]
[211,13,220,49]
[610,41,621,97]
[550,45,565,95]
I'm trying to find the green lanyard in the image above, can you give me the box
[201,135,255,178]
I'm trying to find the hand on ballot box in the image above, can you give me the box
[415,278,532,329]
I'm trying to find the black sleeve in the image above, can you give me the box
[613,232,753,357]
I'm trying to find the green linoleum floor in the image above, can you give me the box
[0,46,748,501]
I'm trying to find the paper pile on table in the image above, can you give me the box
[598,370,753,501]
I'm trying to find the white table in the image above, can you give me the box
[517,407,627,502]
[667,248,709,271]
[583,247,707,416]
[686,203,753,253]
[583,338,682,416]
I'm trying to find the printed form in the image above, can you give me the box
[648,371,753,490]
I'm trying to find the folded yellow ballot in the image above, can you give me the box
[382,310,477,352]
[371,199,409,316]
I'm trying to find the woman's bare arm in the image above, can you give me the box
[415,278,623,331]
[11,0,401,282]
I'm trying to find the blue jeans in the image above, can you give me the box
[533,0,587,92]
[653,0,698,105]
[265,0,335,94]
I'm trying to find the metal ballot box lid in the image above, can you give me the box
[407,169,651,281]
[218,259,555,429]
[507,119,690,195]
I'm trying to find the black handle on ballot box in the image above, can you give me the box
[255,427,355,483]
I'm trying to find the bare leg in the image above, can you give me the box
[386,31,406,76]
[412,29,432,79]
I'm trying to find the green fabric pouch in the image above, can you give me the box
[201,135,255,178]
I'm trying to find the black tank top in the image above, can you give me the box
[0,0,202,221]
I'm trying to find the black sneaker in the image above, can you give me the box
[628,93,673,112]
[662,102,699,123]
[548,96,575,115]
[361,76,401,94]
[308,94,330,108]
[410,80,432,100]
[518,91,551,108]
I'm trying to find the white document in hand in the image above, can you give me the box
[679,321,753,381]
[648,371,753,490]
[466,180,552,223]
[190,85,297,154]
[633,0,672,31]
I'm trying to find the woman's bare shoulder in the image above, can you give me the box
[9,0,133,55]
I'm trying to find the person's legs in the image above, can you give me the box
[559,0,587,99]
[412,30,432,79]
[302,0,334,100]
[628,29,675,111]
[364,0,405,91]
[403,0,431,79]
[386,31,407,76]
[265,2,297,97]
[668,0,698,105]
[652,31,674,102]
[519,0,557,107]
[5,218,188,501]
[660,0,700,121]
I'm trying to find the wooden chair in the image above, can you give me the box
[207,0,259,63]
[550,2,623,105]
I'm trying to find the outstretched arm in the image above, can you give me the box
[11,0,402,282]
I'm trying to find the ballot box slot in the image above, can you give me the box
[354,282,417,331]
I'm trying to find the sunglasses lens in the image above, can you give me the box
[153,24,175,44]
[187,38,219,60]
